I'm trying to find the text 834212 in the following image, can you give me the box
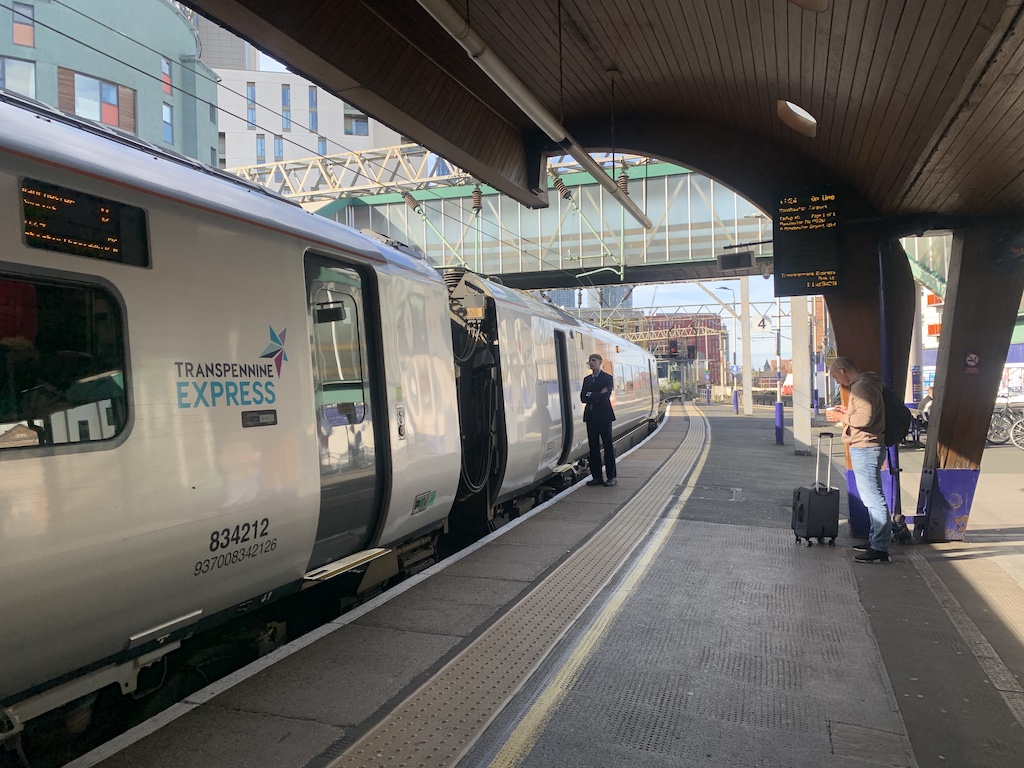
[209,519,270,552]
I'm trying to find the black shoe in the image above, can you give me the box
[855,548,890,564]
[852,542,871,551]
[586,479,604,487]
[604,478,617,486]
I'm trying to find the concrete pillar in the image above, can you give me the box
[740,276,753,415]
[919,226,1024,541]
[791,296,812,454]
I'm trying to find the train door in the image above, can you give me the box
[554,330,574,465]
[305,258,384,570]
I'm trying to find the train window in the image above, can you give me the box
[615,363,626,394]
[0,275,127,450]
[626,365,635,392]
[312,284,366,425]
[22,178,150,267]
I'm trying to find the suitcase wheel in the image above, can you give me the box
[805,539,813,547]
[816,536,824,544]
[794,534,801,544]
[828,538,836,546]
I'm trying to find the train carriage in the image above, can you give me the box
[0,90,656,741]
[0,93,463,726]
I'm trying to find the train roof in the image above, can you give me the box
[454,270,652,359]
[0,90,440,282]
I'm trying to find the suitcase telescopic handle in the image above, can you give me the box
[816,432,836,490]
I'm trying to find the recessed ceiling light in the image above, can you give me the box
[777,100,817,138]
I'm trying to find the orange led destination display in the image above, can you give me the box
[22,178,149,267]
[772,188,841,296]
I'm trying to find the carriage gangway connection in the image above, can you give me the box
[69,402,1024,768]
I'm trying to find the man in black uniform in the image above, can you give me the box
[581,353,617,486]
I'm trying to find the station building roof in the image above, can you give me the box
[186,1,1024,229]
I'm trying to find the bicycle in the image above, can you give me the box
[987,399,1024,444]
[1010,417,1024,450]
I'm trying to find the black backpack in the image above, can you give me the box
[881,386,913,447]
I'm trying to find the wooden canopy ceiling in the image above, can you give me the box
[187,0,1024,224]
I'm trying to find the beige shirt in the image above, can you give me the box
[840,372,885,448]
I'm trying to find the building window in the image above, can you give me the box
[281,84,291,131]
[74,73,121,127]
[308,86,318,133]
[12,2,34,47]
[162,103,173,143]
[255,133,265,164]
[101,82,120,125]
[210,147,217,167]
[58,68,135,133]
[160,57,172,95]
[246,82,256,129]
[317,136,327,156]
[0,57,35,98]
[273,135,283,182]
[209,102,217,123]
[344,112,368,136]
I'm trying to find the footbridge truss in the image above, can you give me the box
[227,148,953,301]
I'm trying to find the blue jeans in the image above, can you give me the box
[850,445,890,552]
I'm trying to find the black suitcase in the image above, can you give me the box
[792,432,840,546]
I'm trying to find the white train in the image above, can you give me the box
[0,90,656,741]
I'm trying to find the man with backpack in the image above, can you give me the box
[825,357,891,563]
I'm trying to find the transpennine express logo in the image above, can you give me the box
[174,326,287,409]
[260,326,288,376]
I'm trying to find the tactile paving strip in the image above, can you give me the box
[326,412,706,768]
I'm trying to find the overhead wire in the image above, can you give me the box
[7,0,613,290]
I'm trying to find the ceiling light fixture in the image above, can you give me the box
[777,100,818,138]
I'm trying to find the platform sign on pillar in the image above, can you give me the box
[773,187,842,297]
[825,346,837,369]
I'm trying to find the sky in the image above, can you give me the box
[260,52,289,72]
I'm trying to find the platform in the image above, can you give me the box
[73,402,1024,768]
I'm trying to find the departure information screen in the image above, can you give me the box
[772,188,840,296]
[22,178,149,266]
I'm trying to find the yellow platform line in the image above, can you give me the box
[328,404,707,768]
[487,407,712,767]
